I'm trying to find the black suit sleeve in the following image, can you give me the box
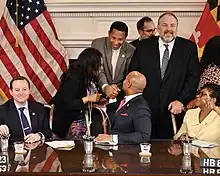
[128,47,141,73]
[41,107,52,139]
[52,78,86,111]
[0,106,5,124]
[177,43,200,105]
[114,107,151,144]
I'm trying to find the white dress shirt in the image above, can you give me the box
[111,48,120,79]
[158,37,175,69]
[14,100,32,129]
[123,93,143,105]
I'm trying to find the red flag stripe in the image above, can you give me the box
[31,12,67,72]
[0,57,12,99]
[0,47,36,101]
[43,11,58,40]
[3,9,56,96]
[0,29,23,79]
[0,17,50,102]
[0,76,10,99]
[41,151,58,172]
[0,1,68,103]
[42,11,67,63]
[23,18,64,81]
[21,27,60,90]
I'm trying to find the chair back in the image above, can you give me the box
[91,107,111,137]
[44,104,55,130]
[171,113,177,135]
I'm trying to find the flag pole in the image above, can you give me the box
[15,0,19,47]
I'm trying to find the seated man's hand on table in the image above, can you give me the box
[24,133,41,144]
[25,140,42,150]
[0,125,9,136]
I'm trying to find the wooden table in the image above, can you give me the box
[0,140,219,175]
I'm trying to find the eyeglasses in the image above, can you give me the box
[142,28,156,33]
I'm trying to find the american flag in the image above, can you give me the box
[0,0,68,103]
[15,147,62,172]
[30,147,62,172]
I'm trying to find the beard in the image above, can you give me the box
[161,30,176,43]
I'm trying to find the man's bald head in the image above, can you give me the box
[123,71,147,95]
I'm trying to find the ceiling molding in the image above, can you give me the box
[46,0,205,13]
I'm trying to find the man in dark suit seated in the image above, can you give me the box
[0,76,52,143]
[95,71,151,144]
[130,16,156,48]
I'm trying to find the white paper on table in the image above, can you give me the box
[95,144,118,151]
[45,140,75,149]
[191,140,219,148]
[95,140,117,146]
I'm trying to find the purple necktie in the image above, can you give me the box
[19,107,32,135]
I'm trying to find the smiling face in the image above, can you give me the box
[109,29,126,50]
[157,14,178,43]
[10,79,30,106]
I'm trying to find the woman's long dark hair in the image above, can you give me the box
[61,47,102,87]
[200,36,220,74]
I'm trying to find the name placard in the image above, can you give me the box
[201,168,220,174]
[0,155,7,172]
[200,158,220,168]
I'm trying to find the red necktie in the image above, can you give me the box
[116,98,126,112]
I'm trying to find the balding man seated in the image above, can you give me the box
[95,71,151,144]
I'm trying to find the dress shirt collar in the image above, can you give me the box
[158,37,175,50]
[124,93,142,104]
[112,47,121,53]
[14,100,28,111]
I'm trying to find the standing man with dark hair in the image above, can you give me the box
[129,12,200,139]
[92,21,135,99]
[130,16,156,48]
[0,76,52,143]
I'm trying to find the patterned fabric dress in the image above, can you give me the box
[65,81,98,140]
[198,64,220,91]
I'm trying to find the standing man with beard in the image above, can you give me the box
[129,12,200,139]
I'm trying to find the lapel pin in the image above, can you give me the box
[127,104,129,107]
[122,54,125,58]
[32,112,35,116]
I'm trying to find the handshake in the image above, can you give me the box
[82,84,121,104]
[103,84,121,99]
